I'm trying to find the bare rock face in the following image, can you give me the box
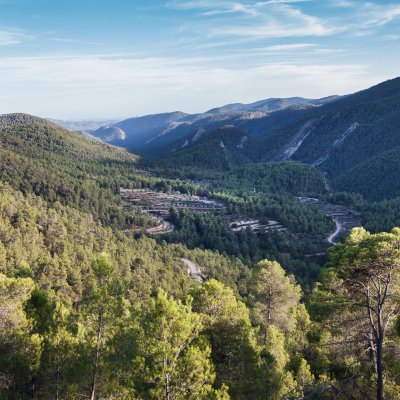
[93,126,126,142]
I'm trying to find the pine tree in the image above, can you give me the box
[131,289,224,400]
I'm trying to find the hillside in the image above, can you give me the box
[0,113,139,225]
[156,78,400,201]
[160,126,254,171]
[88,77,400,203]
[0,113,136,162]
[255,77,400,200]
[333,146,400,201]
[90,96,340,153]
[92,111,188,149]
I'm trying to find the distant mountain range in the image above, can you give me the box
[49,118,120,139]
[161,77,400,201]
[49,77,400,201]
[68,96,340,153]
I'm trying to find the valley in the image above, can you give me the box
[2,77,400,400]
[299,197,361,244]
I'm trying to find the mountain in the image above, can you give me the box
[47,77,400,203]
[206,95,340,114]
[254,77,400,200]
[0,113,138,224]
[90,96,340,153]
[92,111,188,149]
[161,126,255,171]
[50,118,120,134]
[0,113,135,162]
[159,77,400,201]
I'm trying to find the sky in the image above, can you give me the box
[0,0,399,119]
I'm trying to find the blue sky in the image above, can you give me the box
[0,0,399,119]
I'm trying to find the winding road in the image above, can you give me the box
[146,219,175,235]
[327,218,342,244]
[181,258,206,282]
[299,197,361,245]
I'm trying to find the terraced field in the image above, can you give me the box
[299,197,361,243]
[120,188,226,234]
[120,188,225,216]
[229,218,286,232]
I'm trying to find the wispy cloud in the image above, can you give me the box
[264,43,316,50]
[212,4,336,38]
[168,1,261,16]
[168,1,400,41]
[169,1,337,39]
[0,29,31,45]
[51,37,101,46]
[359,3,400,28]
[0,53,387,118]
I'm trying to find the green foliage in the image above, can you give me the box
[361,196,400,232]
[333,147,400,201]
[308,227,400,398]
[131,289,220,400]
[191,280,263,399]
[160,126,253,171]
[163,198,331,285]
[251,260,301,333]
[0,116,140,227]
[215,161,327,196]
[3,110,400,399]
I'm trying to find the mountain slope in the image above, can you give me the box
[93,111,188,149]
[247,77,400,200]
[206,96,339,114]
[90,96,341,153]
[160,126,255,171]
[0,113,136,162]
[0,113,139,224]
[333,146,400,201]
[152,77,400,201]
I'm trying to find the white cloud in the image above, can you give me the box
[170,1,337,39]
[211,4,336,38]
[264,43,315,50]
[169,1,400,42]
[0,53,387,119]
[0,29,30,45]
[359,3,400,28]
[168,1,262,16]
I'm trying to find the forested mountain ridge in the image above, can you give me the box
[87,96,340,152]
[82,78,400,202]
[258,77,400,199]
[160,126,255,170]
[0,113,146,227]
[0,113,137,162]
[152,78,400,201]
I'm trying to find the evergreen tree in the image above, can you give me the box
[131,289,225,400]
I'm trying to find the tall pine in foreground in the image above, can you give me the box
[131,289,228,399]
[309,228,400,399]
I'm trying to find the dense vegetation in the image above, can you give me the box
[333,147,400,201]
[150,162,332,285]
[137,78,400,205]
[213,162,327,195]
[160,126,254,171]
[0,115,138,226]
[2,112,400,399]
